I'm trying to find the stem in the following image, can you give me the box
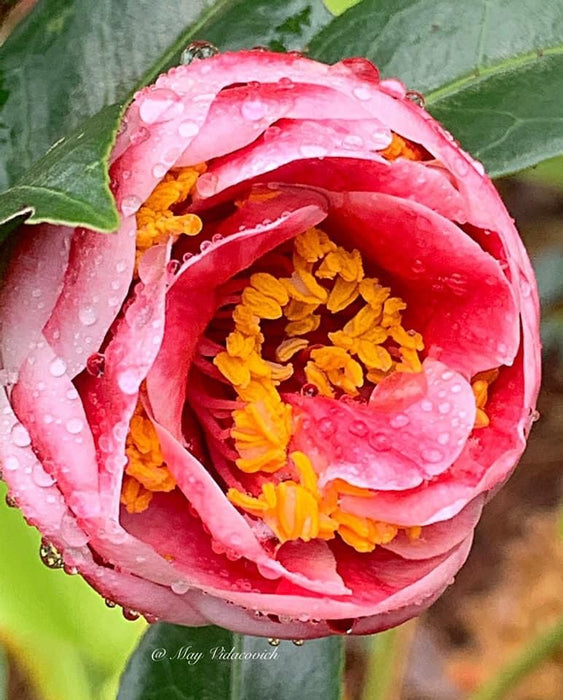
[468,618,563,700]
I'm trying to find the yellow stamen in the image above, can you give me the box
[275,338,309,362]
[135,165,205,268]
[120,402,175,513]
[471,369,499,429]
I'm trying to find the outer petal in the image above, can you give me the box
[0,224,72,376]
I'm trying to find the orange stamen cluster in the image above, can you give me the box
[212,228,426,551]
[120,401,175,513]
[134,165,205,268]
[380,133,427,161]
[472,369,499,429]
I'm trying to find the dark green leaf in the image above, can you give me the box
[309,0,563,177]
[117,623,344,700]
[0,103,123,240]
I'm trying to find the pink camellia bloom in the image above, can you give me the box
[0,50,540,638]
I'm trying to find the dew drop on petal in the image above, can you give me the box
[171,580,191,595]
[268,638,281,647]
[78,305,97,327]
[178,120,200,138]
[32,463,56,487]
[437,432,450,445]
[120,195,142,217]
[66,418,83,434]
[11,423,31,447]
[241,98,267,121]
[349,420,368,437]
[369,432,391,451]
[180,41,219,65]
[4,455,19,471]
[61,512,90,547]
[421,448,443,464]
[117,369,139,395]
[152,163,168,179]
[49,357,67,377]
[86,352,105,377]
[352,86,372,101]
[39,540,63,569]
[389,414,409,428]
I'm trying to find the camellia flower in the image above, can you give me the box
[0,49,540,638]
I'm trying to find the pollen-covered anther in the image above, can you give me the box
[472,368,499,428]
[120,402,176,514]
[135,165,205,266]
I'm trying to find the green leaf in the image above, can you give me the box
[309,0,563,177]
[0,0,331,234]
[118,623,344,700]
[0,103,123,239]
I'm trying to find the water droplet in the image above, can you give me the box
[342,134,364,149]
[139,88,184,125]
[4,455,20,471]
[105,598,117,608]
[11,423,31,447]
[437,432,450,445]
[352,86,372,101]
[300,383,318,397]
[183,252,194,263]
[49,357,67,377]
[241,98,267,121]
[411,259,426,276]
[369,432,391,451]
[406,90,425,107]
[66,418,83,434]
[299,144,327,158]
[32,463,56,487]
[421,400,433,412]
[180,41,219,65]
[120,195,142,216]
[450,383,462,394]
[268,638,280,647]
[86,352,105,377]
[530,409,540,423]
[389,414,409,428]
[441,370,454,381]
[116,260,127,273]
[438,402,451,415]
[130,126,150,146]
[421,448,443,464]
[318,418,335,437]
[64,564,78,575]
[117,369,139,395]
[292,639,304,646]
[152,163,168,179]
[200,240,212,252]
[327,618,355,634]
[39,540,63,569]
[78,305,97,327]
[171,580,190,595]
[4,493,17,507]
[349,420,368,437]
[61,513,89,546]
[178,120,200,138]
[122,608,141,621]
[166,259,180,275]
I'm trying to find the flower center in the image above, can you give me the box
[203,227,425,552]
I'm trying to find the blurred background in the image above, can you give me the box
[0,1,561,698]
